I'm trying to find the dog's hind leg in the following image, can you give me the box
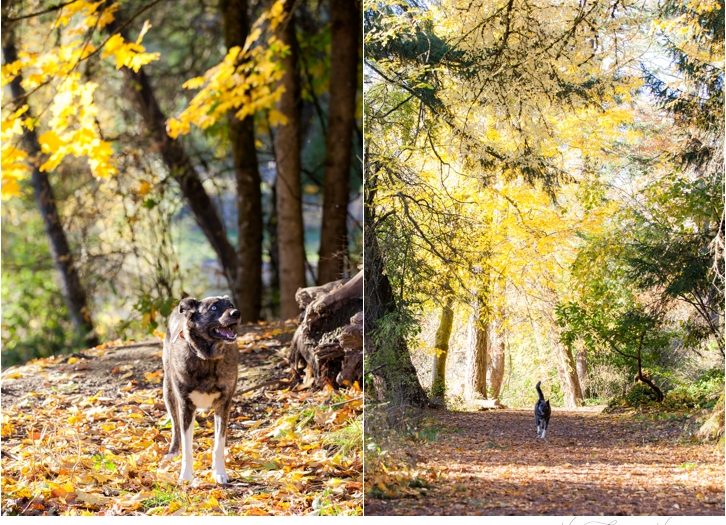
[163,378,180,458]
[178,404,195,482]
[212,401,231,484]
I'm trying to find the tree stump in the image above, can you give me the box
[289,271,363,388]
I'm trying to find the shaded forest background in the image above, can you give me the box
[2,0,362,366]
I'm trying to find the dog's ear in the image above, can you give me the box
[545,400,550,407]
[170,298,199,344]
[178,297,199,315]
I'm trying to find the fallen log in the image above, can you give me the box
[289,271,363,388]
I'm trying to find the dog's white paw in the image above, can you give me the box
[178,469,193,483]
[213,470,229,484]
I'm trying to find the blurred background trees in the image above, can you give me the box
[1,0,362,365]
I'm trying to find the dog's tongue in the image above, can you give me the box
[215,326,236,340]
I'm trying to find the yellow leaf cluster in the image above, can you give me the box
[167,0,289,138]
[37,74,116,178]
[1,2,161,193]
[1,105,31,199]
[101,31,160,73]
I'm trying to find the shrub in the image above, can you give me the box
[663,368,724,410]
[624,382,661,407]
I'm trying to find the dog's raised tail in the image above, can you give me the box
[536,380,545,402]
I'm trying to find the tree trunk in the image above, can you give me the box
[551,330,583,408]
[220,0,263,321]
[266,176,280,313]
[575,344,588,397]
[635,345,664,401]
[431,298,454,405]
[289,272,362,388]
[110,15,241,307]
[275,0,307,319]
[317,0,360,284]
[697,392,724,442]
[487,314,506,400]
[465,293,487,401]
[2,26,99,347]
[364,207,428,406]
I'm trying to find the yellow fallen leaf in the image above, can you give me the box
[203,495,220,510]
[144,370,162,384]
[166,500,181,514]
[67,411,84,424]
[49,480,75,499]
[76,489,110,509]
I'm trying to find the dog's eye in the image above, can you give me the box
[210,305,217,311]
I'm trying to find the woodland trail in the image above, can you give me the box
[366,407,724,516]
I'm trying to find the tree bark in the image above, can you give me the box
[575,343,588,398]
[697,392,724,441]
[553,332,583,408]
[2,26,99,347]
[487,314,506,400]
[275,0,307,319]
[266,176,280,311]
[431,298,454,404]
[635,343,664,401]
[465,293,488,401]
[220,0,263,321]
[364,207,428,406]
[317,0,360,284]
[289,272,362,388]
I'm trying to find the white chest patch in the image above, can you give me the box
[189,390,220,410]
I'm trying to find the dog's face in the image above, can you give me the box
[178,296,241,359]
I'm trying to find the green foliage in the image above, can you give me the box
[609,368,724,411]
[623,383,662,408]
[1,207,87,366]
[663,369,724,410]
[323,417,363,456]
[141,485,187,512]
[365,306,421,394]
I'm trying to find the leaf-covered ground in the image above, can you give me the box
[1,321,362,516]
[365,407,723,515]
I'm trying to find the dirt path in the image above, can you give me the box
[365,407,724,516]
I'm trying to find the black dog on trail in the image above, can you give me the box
[163,296,241,484]
[534,381,551,439]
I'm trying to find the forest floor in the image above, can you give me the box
[365,406,723,515]
[1,321,362,516]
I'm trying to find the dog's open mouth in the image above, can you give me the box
[209,325,237,341]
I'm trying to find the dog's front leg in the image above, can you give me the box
[212,403,230,484]
[179,404,195,482]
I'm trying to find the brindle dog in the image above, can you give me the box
[162,296,240,484]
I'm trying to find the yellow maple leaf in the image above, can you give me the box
[38,130,64,153]
[182,76,205,90]
[268,108,288,127]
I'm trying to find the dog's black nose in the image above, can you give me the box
[230,309,240,319]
